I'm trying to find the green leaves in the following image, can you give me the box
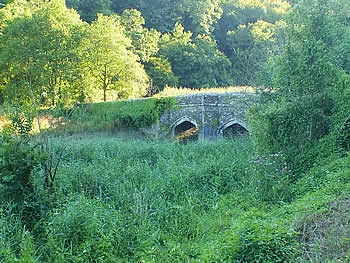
[249,0,349,175]
[159,23,233,88]
[272,0,348,96]
[0,1,151,105]
[0,0,85,107]
[66,0,112,23]
[0,133,37,205]
[81,14,148,101]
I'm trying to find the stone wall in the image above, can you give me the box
[159,92,256,139]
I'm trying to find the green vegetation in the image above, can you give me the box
[157,86,256,97]
[0,135,349,262]
[46,97,177,134]
[0,0,293,108]
[0,0,349,261]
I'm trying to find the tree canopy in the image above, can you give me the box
[248,0,350,170]
[0,0,348,109]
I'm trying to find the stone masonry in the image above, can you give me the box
[159,92,256,139]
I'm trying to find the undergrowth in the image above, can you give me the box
[1,135,349,262]
[47,97,177,134]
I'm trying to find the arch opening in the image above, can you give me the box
[222,123,248,138]
[174,121,198,142]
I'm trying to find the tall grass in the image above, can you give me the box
[156,86,256,97]
[1,135,349,262]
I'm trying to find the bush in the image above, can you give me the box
[0,132,37,206]
[248,93,334,174]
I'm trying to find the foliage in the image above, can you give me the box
[110,0,291,86]
[249,93,335,173]
[120,9,160,64]
[0,203,39,262]
[0,131,349,262]
[215,0,290,86]
[119,9,178,95]
[0,1,151,106]
[0,131,36,206]
[249,0,349,173]
[111,0,223,36]
[66,0,112,23]
[0,0,292,103]
[271,0,349,96]
[245,152,294,203]
[144,56,179,95]
[80,14,148,102]
[59,97,177,133]
[1,0,350,261]
[0,0,85,107]
[156,86,255,97]
[159,23,234,88]
[215,218,299,263]
[43,196,137,262]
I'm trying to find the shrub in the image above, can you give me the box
[248,93,334,174]
[0,132,37,206]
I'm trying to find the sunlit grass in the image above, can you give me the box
[155,86,256,97]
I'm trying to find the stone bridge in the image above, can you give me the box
[158,92,256,139]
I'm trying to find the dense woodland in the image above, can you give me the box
[1,0,350,262]
[0,0,349,104]
[0,0,314,103]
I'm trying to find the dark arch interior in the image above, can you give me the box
[223,123,248,137]
[174,121,198,141]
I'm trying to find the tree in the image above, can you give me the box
[120,9,178,95]
[214,0,290,86]
[272,0,348,96]
[182,0,223,36]
[0,0,85,107]
[248,0,350,171]
[81,14,148,101]
[120,9,161,63]
[159,23,233,88]
[66,0,112,23]
[144,56,178,95]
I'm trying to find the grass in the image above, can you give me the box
[27,96,177,135]
[156,86,256,97]
[1,134,349,262]
[0,90,349,261]
[0,87,254,135]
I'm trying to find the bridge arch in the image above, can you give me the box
[171,117,199,138]
[217,119,248,138]
[158,93,256,139]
